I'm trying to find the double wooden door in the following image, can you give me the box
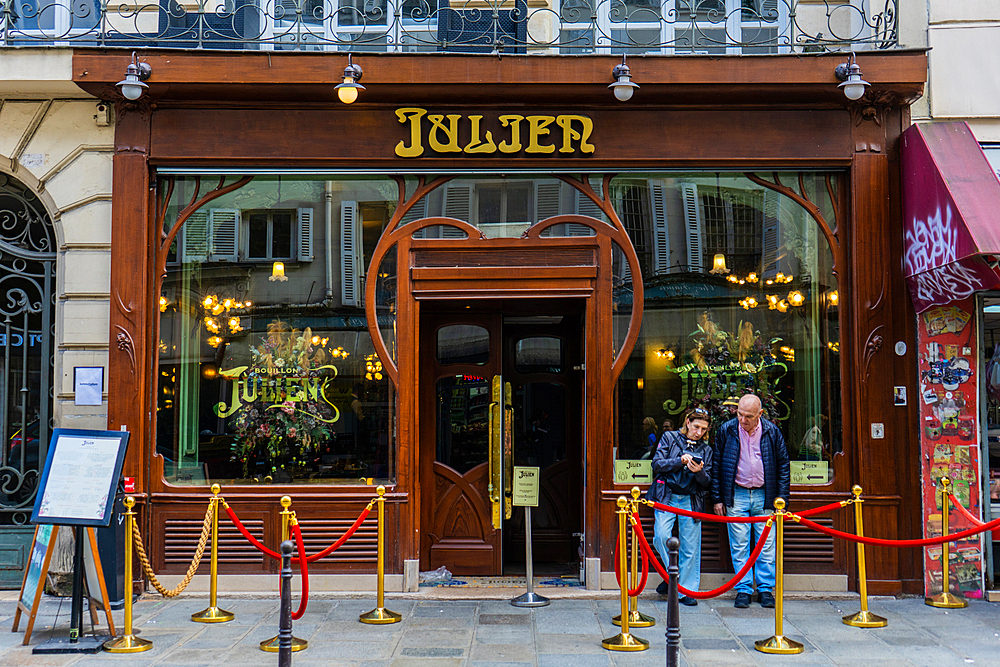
[419,302,583,575]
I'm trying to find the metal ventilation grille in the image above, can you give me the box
[163,518,266,566]
[296,516,378,564]
[784,516,836,563]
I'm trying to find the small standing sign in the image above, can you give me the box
[25,428,129,654]
[512,466,540,507]
[510,467,548,608]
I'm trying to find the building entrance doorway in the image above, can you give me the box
[419,299,584,576]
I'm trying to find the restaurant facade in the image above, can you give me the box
[35,10,930,593]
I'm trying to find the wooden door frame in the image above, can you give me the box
[398,230,610,568]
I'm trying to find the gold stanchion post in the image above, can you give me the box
[361,486,402,624]
[103,497,153,653]
[755,498,804,655]
[262,496,309,652]
[926,477,968,609]
[843,485,887,627]
[602,496,649,651]
[613,487,654,628]
[192,484,235,623]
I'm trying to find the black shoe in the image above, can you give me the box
[656,580,669,595]
[679,596,698,607]
[759,591,775,608]
[734,592,751,609]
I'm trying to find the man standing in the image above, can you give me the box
[712,394,790,609]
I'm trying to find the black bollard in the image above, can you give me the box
[665,536,680,667]
[278,540,294,667]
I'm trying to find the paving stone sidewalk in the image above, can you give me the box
[2,592,999,666]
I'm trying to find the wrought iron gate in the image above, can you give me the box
[0,173,55,587]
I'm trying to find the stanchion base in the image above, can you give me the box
[260,635,308,652]
[510,592,550,608]
[601,632,649,651]
[360,607,403,624]
[842,610,888,628]
[611,610,656,628]
[103,634,154,654]
[191,606,235,623]
[925,592,968,609]
[755,635,804,654]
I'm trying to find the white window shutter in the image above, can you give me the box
[340,201,362,307]
[182,210,209,263]
[575,189,603,221]
[680,183,703,272]
[650,182,670,275]
[534,182,562,222]
[297,207,314,262]
[402,199,428,238]
[761,189,780,278]
[208,208,239,262]
[443,185,473,221]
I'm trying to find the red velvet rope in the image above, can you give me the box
[796,513,1000,547]
[295,506,372,563]
[635,512,772,599]
[948,493,985,528]
[647,500,769,523]
[796,501,848,518]
[290,523,309,620]
[224,504,281,560]
[613,531,649,596]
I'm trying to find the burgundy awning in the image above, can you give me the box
[901,122,1000,313]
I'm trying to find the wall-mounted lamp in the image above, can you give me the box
[826,288,839,307]
[637,378,644,390]
[835,52,870,101]
[335,55,366,104]
[609,55,639,102]
[269,261,288,282]
[116,52,152,101]
[709,253,730,275]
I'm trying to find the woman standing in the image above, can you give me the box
[647,407,713,605]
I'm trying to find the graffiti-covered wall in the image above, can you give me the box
[917,296,984,598]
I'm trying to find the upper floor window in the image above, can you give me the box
[179,207,313,264]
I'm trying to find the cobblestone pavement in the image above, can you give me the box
[2,592,1000,666]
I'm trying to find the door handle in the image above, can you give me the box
[489,375,503,530]
[503,381,514,520]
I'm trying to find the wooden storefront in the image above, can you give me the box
[74,48,928,594]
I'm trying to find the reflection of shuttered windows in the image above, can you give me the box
[180,207,313,264]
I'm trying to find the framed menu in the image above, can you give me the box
[30,429,129,527]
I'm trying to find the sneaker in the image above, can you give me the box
[656,580,669,595]
[734,592,751,609]
[679,596,698,607]
[759,591,775,608]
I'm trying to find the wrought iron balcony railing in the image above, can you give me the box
[1,0,897,53]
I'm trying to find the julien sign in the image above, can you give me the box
[394,108,596,158]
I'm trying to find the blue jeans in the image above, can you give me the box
[726,486,775,595]
[652,494,701,594]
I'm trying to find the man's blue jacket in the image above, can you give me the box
[710,417,790,511]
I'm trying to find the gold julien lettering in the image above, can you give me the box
[393,108,596,158]
[427,114,463,153]
[394,107,427,158]
[556,115,595,154]
[464,116,497,154]
[498,115,524,154]
[525,116,555,154]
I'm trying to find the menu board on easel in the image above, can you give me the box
[12,525,115,645]
[31,428,129,527]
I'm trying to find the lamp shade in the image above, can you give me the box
[709,253,730,274]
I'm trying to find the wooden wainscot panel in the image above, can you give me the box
[148,492,402,574]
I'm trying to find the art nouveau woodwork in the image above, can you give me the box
[89,48,929,588]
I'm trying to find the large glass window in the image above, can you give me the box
[613,172,841,483]
[157,176,398,485]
